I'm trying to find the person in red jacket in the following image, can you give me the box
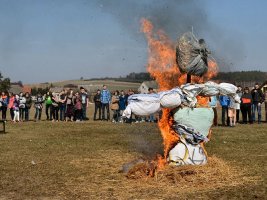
[241,87,253,124]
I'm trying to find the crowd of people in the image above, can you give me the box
[0,83,266,125]
[0,85,144,123]
[212,83,267,126]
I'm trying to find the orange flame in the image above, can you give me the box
[140,18,218,168]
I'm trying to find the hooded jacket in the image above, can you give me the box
[251,88,264,103]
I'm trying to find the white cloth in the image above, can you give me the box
[123,94,161,118]
[159,88,183,108]
[168,138,207,166]
[123,81,240,118]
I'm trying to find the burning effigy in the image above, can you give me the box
[122,19,240,171]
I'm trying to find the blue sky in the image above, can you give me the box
[0,0,266,83]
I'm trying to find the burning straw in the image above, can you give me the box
[125,156,253,191]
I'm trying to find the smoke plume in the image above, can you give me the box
[92,0,244,72]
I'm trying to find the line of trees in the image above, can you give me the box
[213,71,267,83]
[0,72,11,92]
[87,71,267,83]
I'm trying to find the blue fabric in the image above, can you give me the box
[209,96,217,107]
[100,90,111,104]
[1,97,8,106]
[119,95,127,110]
[219,95,230,107]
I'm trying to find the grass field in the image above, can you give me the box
[0,105,266,199]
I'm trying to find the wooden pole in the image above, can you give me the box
[187,74,191,83]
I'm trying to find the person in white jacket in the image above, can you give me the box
[19,92,26,121]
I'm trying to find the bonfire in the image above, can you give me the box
[122,18,240,176]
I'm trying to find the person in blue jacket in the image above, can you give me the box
[219,95,230,126]
[118,90,127,122]
[209,95,218,126]
[100,85,111,121]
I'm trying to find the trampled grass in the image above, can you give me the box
[0,106,266,199]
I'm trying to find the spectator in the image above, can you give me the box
[251,83,264,124]
[241,87,253,124]
[59,90,67,121]
[209,95,218,126]
[19,92,26,121]
[125,89,134,106]
[80,87,89,121]
[13,94,20,122]
[219,95,230,126]
[236,86,243,123]
[65,89,74,122]
[101,85,111,121]
[148,87,155,122]
[125,89,134,123]
[74,91,82,122]
[0,91,8,120]
[93,89,101,120]
[34,93,44,121]
[25,92,32,121]
[45,92,52,120]
[8,92,15,121]
[228,96,238,127]
[51,93,60,122]
[119,90,127,122]
[111,90,120,123]
[265,90,267,122]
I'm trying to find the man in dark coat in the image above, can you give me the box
[251,83,264,123]
[93,89,101,120]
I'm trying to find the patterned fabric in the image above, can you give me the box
[100,90,111,104]
[173,124,209,145]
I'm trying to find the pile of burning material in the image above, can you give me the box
[124,156,248,192]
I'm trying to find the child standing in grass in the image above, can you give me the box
[65,89,74,121]
[111,90,120,123]
[45,92,52,120]
[13,95,20,122]
[19,92,26,121]
[8,92,15,121]
[74,92,82,122]
[119,90,127,122]
[34,93,44,121]
[0,91,8,120]
[25,92,32,121]
[228,97,238,127]
[51,93,60,122]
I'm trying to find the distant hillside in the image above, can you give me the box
[213,71,267,83]
[86,71,267,84]
[86,72,153,83]
[27,79,140,94]
[27,70,267,92]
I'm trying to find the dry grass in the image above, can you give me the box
[126,156,258,190]
[0,105,266,199]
